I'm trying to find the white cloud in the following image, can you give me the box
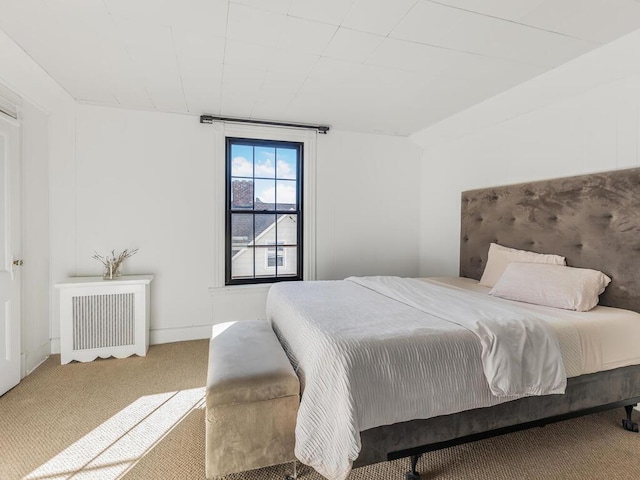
[232,156,252,177]
[233,156,296,180]
[256,186,274,202]
[276,159,295,179]
[255,159,275,177]
[256,183,297,204]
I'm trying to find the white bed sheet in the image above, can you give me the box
[433,276,640,376]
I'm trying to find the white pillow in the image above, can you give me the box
[489,263,611,312]
[479,243,566,288]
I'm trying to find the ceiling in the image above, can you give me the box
[3,0,640,135]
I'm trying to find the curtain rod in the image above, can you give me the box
[199,114,330,134]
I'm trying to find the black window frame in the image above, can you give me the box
[225,137,303,285]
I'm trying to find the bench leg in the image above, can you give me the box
[285,460,298,480]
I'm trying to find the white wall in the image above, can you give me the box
[69,104,422,344]
[0,29,76,373]
[73,106,214,343]
[316,130,422,280]
[411,29,640,278]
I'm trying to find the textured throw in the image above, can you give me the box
[267,277,570,480]
[348,277,566,397]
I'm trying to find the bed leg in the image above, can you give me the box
[405,454,421,480]
[285,460,298,480]
[622,405,639,433]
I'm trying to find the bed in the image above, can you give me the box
[266,167,640,480]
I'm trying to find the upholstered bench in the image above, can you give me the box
[206,320,300,478]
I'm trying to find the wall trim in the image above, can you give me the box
[51,337,60,354]
[150,324,213,345]
[51,325,213,355]
[25,340,50,375]
[208,284,271,298]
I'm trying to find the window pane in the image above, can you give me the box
[278,246,298,277]
[254,179,275,210]
[231,214,254,280]
[276,148,297,180]
[255,146,276,178]
[276,214,297,246]
[231,214,253,253]
[276,180,297,211]
[255,244,285,277]
[265,244,284,269]
[254,214,276,244]
[255,246,273,278]
[270,251,285,267]
[230,144,253,177]
[231,246,254,280]
[231,178,253,209]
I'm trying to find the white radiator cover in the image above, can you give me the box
[55,275,154,364]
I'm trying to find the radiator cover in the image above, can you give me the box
[55,275,154,364]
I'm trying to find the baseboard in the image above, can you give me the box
[25,341,51,375]
[149,324,213,345]
[51,337,60,354]
[51,325,211,354]
[50,325,213,353]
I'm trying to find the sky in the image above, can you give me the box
[231,144,298,205]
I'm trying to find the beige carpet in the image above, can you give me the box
[1,340,639,480]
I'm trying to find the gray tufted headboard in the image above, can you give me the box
[460,167,640,313]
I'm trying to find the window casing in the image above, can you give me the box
[225,137,303,285]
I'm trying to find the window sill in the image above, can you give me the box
[208,283,273,298]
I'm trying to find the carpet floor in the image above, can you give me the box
[1,340,639,479]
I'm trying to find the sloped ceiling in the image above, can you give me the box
[2,0,640,135]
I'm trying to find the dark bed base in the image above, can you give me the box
[355,364,640,477]
[398,399,639,480]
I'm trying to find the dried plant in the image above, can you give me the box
[92,248,138,278]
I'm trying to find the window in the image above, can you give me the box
[266,242,285,268]
[225,137,303,285]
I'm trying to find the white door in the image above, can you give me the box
[0,113,21,397]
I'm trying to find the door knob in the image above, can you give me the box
[12,259,23,266]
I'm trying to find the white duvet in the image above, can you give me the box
[267,277,575,480]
